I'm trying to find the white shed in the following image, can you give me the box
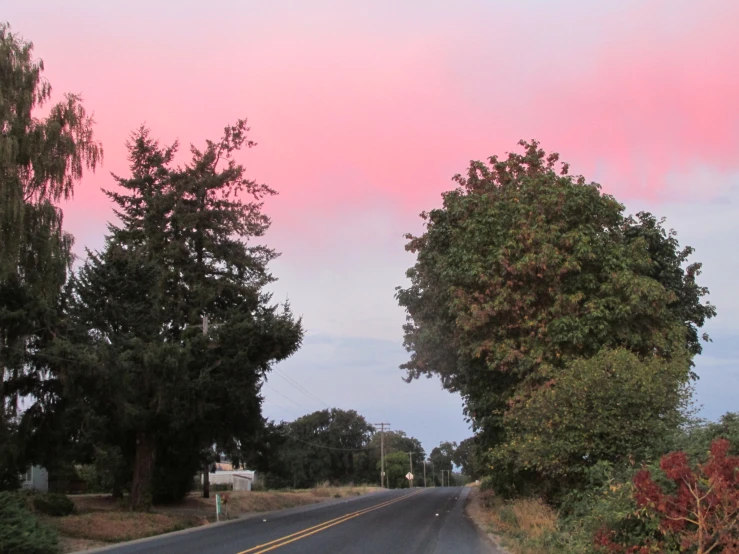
[20,466,48,492]
[201,470,255,491]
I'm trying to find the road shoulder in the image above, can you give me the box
[464,487,512,554]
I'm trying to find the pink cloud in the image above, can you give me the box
[9,0,733,253]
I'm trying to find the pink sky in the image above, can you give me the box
[6,0,739,446]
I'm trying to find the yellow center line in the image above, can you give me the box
[236,489,424,554]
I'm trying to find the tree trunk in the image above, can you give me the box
[130,433,156,511]
[202,465,210,499]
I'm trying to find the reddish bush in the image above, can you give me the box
[629,439,739,554]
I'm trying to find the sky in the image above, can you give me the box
[6,0,739,454]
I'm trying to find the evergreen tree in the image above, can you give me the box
[61,123,302,510]
[0,23,101,487]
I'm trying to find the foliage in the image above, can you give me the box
[613,439,739,554]
[0,22,102,486]
[453,437,482,480]
[429,441,456,472]
[378,451,414,489]
[31,493,75,517]
[368,430,426,481]
[54,123,302,509]
[75,445,128,496]
[429,441,456,485]
[396,139,714,496]
[489,348,692,499]
[0,491,59,554]
[669,413,739,463]
[264,409,375,488]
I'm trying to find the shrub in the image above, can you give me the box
[490,348,692,501]
[32,493,75,517]
[0,491,59,554]
[630,439,739,553]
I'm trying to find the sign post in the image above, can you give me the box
[216,493,221,522]
[405,472,414,488]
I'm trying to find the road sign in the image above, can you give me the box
[405,472,413,480]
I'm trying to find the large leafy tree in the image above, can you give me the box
[377,451,414,489]
[453,437,481,481]
[0,23,101,487]
[397,140,715,493]
[367,429,426,482]
[59,123,302,509]
[274,408,375,488]
[429,441,456,485]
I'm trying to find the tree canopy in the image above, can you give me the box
[55,123,302,509]
[397,140,715,496]
[0,23,102,487]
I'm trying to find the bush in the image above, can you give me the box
[490,348,692,501]
[621,439,739,553]
[32,493,75,517]
[0,492,59,554]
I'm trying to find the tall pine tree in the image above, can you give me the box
[63,123,302,510]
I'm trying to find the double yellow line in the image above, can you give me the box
[237,489,424,554]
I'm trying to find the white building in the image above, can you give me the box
[20,466,48,492]
[201,470,255,491]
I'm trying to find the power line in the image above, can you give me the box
[263,382,310,413]
[263,399,300,419]
[273,368,331,409]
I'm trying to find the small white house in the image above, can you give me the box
[201,470,255,491]
[20,466,48,492]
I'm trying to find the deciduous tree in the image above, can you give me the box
[397,140,715,495]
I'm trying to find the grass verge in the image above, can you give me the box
[52,485,379,552]
[467,487,564,554]
[46,512,201,543]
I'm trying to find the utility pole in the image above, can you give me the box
[373,423,390,488]
[409,452,413,488]
[202,315,210,499]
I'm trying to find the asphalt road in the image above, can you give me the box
[89,487,500,554]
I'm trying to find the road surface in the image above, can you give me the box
[88,487,500,554]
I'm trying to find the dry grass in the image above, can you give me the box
[54,485,379,548]
[467,488,559,554]
[58,537,113,554]
[191,490,323,515]
[310,483,378,499]
[188,485,379,516]
[46,511,202,543]
[508,498,558,539]
[71,494,126,513]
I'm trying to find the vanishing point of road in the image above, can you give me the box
[88,487,500,554]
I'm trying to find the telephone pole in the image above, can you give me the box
[202,315,210,499]
[409,452,413,488]
[373,423,390,488]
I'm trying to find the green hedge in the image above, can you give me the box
[32,494,75,517]
[0,492,59,554]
